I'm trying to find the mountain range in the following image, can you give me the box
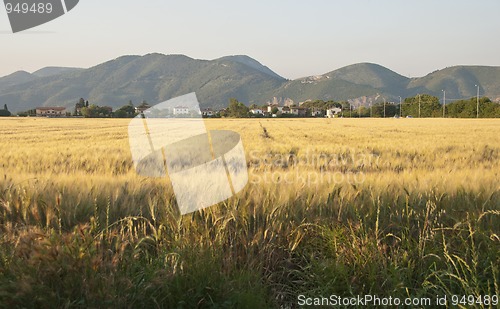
[1,53,499,113]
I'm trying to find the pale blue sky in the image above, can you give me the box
[1,0,499,79]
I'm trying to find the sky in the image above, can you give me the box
[1,0,499,79]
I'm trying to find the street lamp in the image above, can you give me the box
[475,84,480,118]
[442,90,446,118]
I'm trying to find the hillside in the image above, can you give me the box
[32,67,83,78]
[273,63,410,103]
[276,63,500,105]
[407,66,500,102]
[0,54,499,113]
[218,55,284,80]
[0,54,286,112]
[0,71,37,93]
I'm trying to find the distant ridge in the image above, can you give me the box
[0,54,499,113]
[0,71,37,93]
[217,55,284,80]
[32,67,83,78]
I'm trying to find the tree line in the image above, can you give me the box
[214,95,500,118]
[7,94,500,118]
[345,95,500,118]
[73,98,140,118]
[15,99,145,118]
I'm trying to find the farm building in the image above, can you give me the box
[36,107,66,117]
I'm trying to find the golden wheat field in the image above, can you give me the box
[0,117,499,308]
[1,118,499,204]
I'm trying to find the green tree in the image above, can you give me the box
[340,102,351,117]
[80,106,91,118]
[403,94,441,117]
[81,105,113,118]
[271,107,279,115]
[358,106,370,117]
[300,100,341,114]
[226,98,249,118]
[325,101,342,109]
[114,110,127,118]
[17,109,35,117]
[0,105,11,116]
[479,99,500,118]
[371,102,397,117]
[0,104,11,116]
[446,97,498,118]
[114,103,136,118]
[74,98,86,116]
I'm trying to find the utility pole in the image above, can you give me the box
[442,90,446,118]
[383,98,386,118]
[399,96,402,118]
[475,84,480,118]
[418,94,421,118]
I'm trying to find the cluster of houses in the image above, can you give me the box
[33,101,343,118]
[33,104,196,117]
[201,103,343,118]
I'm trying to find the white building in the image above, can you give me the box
[326,108,342,118]
[290,106,307,116]
[36,107,66,117]
[267,105,283,113]
[201,108,214,117]
[311,108,323,117]
[250,108,264,115]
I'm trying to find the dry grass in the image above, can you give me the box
[0,117,499,308]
